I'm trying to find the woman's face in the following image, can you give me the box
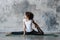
[24,15,29,20]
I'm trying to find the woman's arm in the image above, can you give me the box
[32,20,43,33]
[23,22,26,35]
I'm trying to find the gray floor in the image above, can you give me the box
[0,33,60,40]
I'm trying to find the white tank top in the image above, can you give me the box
[23,19,33,32]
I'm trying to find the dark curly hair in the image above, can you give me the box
[25,12,34,20]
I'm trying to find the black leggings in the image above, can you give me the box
[11,30,44,35]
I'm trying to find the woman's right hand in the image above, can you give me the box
[23,32,25,36]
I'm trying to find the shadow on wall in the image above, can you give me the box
[42,11,59,31]
[56,6,60,13]
[47,0,59,8]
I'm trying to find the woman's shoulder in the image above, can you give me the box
[23,18,33,22]
[23,19,26,22]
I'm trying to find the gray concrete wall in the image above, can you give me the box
[0,0,60,33]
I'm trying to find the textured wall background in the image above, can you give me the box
[0,0,60,34]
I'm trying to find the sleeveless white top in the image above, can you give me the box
[23,19,33,32]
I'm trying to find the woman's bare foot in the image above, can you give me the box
[6,32,12,36]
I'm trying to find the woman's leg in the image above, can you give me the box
[30,30,44,35]
[36,27,44,35]
[37,31,44,35]
[6,31,44,36]
[11,31,23,35]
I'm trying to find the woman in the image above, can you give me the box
[6,12,44,36]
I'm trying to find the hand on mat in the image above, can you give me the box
[23,34,25,36]
[23,32,26,36]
